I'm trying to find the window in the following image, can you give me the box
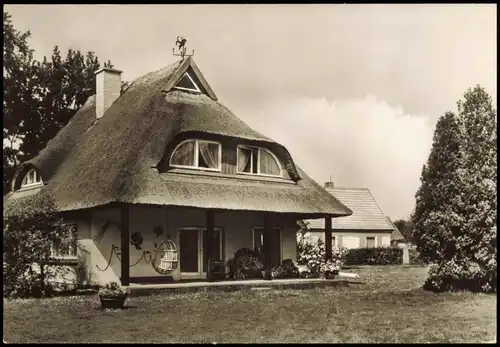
[50,224,78,258]
[170,139,222,171]
[237,146,282,177]
[366,237,376,249]
[332,236,336,248]
[21,169,43,188]
[173,72,201,93]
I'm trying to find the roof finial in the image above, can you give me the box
[173,36,194,60]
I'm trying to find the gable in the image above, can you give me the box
[162,57,218,101]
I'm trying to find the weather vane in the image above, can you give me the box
[173,36,194,59]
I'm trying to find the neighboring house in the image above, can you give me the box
[388,219,407,248]
[5,57,352,286]
[304,182,396,249]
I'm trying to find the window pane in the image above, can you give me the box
[259,149,280,176]
[198,142,220,169]
[175,73,199,91]
[171,141,196,166]
[29,170,35,184]
[332,237,336,248]
[251,149,258,174]
[237,147,252,173]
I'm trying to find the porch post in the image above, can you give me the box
[325,216,333,262]
[206,209,215,282]
[264,213,273,280]
[120,204,130,286]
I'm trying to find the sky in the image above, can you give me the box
[5,4,497,220]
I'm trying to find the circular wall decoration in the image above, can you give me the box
[152,240,178,274]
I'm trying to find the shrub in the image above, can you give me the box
[297,235,348,278]
[409,248,425,266]
[227,248,265,280]
[280,259,299,278]
[3,192,74,298]
[344,247,403,265]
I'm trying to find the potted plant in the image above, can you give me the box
[98,282,130,309]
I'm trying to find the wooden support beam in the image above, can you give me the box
[264,213,273,280]
[325,216,333,262]
[206,209,215,282]
[120,204,130,286]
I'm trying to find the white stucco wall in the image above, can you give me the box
[79,205,298,285]
[308,230,393,249]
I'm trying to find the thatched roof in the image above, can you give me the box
[6,57,352,218]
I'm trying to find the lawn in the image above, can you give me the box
[3,265,497,343]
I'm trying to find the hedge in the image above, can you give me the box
[344,247,403,265]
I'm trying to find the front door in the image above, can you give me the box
[179,228,222,279]
[179,229,200,276]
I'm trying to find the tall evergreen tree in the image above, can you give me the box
[413,86,497,293]
[455,86,497,292]
[412,112,467,265]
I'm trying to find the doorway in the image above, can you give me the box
[179,227,222,279]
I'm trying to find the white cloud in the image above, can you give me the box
[235,95,436,220]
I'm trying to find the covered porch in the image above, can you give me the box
[115,203,337,286]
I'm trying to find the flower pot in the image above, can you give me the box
[99,295,127,310]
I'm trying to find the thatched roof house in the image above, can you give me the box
[6,56,352,285]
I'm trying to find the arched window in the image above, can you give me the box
[20,168,43,188]
[237,145,282,177]
[170,139,222,171]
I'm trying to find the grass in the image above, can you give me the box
[3,265,497,343]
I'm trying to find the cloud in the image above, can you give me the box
[233,95,436,220]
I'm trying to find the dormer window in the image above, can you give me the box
[237,145,282,177]
[170,139,222,171]
[173,72,201,93]
[20,168,43,188]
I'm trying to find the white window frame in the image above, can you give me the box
[252,227,283,262]
[50,224,78,260]
[20,169,43,189]
[331,235,337,248]
[236,145,283,178]
[366,236,377,248]
[169,139,222,172]
[173,72,201,93]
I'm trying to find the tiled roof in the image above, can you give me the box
[306,187,395,230]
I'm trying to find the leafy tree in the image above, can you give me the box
[2,12,38,194]
[393,218,415,243]
[3,12,115,193]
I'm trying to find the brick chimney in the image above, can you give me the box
[324,181,335,189]
[94,67,122,119]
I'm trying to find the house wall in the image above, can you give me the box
[77,205,298,286]
[307,230,393,249]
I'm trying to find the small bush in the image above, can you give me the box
[3,192,74,298]
[227,248,265,280]
[344,247,403,265]
[424,259,496,293]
